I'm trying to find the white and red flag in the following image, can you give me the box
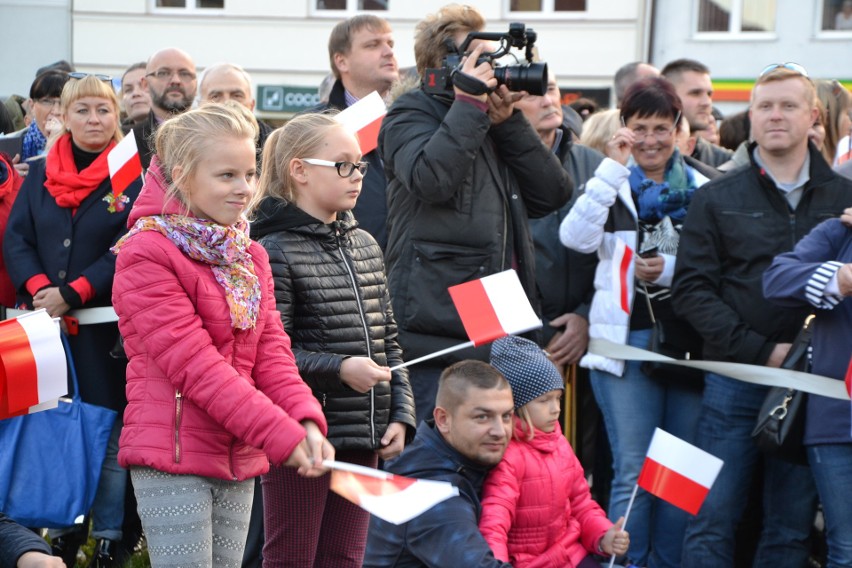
[335,91,386,155]
[448,269,541,347]
[325,460,459,525]
[0,310,67,420]
[637,428,723,515]
[106,134,142,212]
[612,238,634,314]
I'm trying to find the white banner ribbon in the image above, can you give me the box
[588,338,849,401]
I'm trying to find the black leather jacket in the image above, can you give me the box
[674,142,852,365]
[252,199,415,450]
[363,421,512,568]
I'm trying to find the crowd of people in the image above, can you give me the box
[1,2,852,568]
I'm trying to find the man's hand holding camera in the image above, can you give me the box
[453,43,497,102]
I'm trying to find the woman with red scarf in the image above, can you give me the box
[3,74,143,567]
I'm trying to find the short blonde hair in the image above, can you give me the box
[580,108,620,155]
[58,75,123,146]
[257,111,344,204]
[414,4,485,77]
[751,67,816,108]
[154,102,259,215]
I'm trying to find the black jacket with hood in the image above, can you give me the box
[251,198,415,450]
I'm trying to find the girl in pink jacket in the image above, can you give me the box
[111,103,333,568]
[481,336,629,568]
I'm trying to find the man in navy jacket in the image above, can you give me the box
[364,361,514,568]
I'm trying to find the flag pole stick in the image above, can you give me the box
[388,341,475,372]
[322,460,392,480]
[607,484,639,568]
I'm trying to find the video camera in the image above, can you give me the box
[423,22,548,97]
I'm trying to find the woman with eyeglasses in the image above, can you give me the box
[251,112,415,568]
[9,71,70,177]
[559,77,709,568]
[3,74,143,567]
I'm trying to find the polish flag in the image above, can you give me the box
[637,428,723,515]
[448,269,541,347]
[845,355,852,398]
[326,460,459,525]
[335,91,386,155]
[107,134,142,195]
[0,310,67,420]
[612,238,634,314]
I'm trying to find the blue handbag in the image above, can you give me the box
[0,334,117,527]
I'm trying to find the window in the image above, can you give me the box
[821,0,852,31]
[696,0,776,34]
[508,0,586,12]
[315,0,388,10]
[154,0,224,8]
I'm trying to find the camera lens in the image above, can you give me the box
[493,62,548,96]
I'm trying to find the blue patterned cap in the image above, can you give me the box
[490,335,564,409]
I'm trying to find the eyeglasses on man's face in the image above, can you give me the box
[145,68,197,82]
[302,158,369,178]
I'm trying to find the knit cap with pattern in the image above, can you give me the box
[490,335,564,409]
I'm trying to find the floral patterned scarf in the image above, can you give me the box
[114,215,260,329]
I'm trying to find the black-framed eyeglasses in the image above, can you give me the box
[759,62,809,78]
[68,72,113,82]
[35,97,61,108]
[145,68,197,82]
[302,158,369,178]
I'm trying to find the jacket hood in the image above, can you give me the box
[250,196,358,240]
[127,156,184,226]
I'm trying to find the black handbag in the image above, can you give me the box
[640,284,704,384]
[750,315,814,465]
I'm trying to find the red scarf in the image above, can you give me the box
[44,134,115,209]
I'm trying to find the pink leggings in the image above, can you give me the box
[261,449,377,568]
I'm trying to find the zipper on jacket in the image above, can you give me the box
[174,390,183,463]
[336,227,376,446]
[789,213,797,249]
[500,201,508,270]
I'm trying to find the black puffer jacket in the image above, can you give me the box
[251,199,416,451]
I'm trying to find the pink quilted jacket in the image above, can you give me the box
[112,163,326,481]
[480,419,612,568]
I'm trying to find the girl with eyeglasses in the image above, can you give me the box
[251,112,415,568]
[559,76,710,567]
[111,103,331,567]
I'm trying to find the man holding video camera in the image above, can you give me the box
[380,4,572,424]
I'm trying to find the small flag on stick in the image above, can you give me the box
[0,310,67,420]
[325,460,459,525]
[448,269,541,347]
[637,428,723,515]
[612,238,634,314]
[335,91,386,155]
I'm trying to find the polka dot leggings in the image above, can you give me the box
[131,467,254,568]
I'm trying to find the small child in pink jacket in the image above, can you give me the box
[480,336,629,568]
